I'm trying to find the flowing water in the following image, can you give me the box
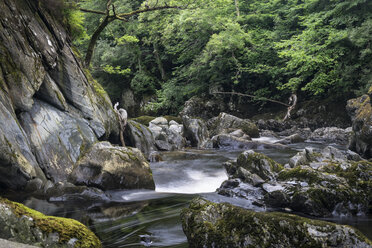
[15,138,372,247]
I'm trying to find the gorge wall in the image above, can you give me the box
[0,0,119,191]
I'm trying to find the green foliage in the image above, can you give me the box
[103,65,131,75]
[75,0,372,115]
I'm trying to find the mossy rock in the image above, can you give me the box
[0,197,101,248]
[237,150,283,180]
[181,197,372,248]
[131,115,182,126]
[131,116,156,126]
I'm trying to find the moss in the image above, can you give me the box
[278,166,323,184]
[238,151,284,173]
[240,122,259,138]
[0,198,101,248]
[54,89,66,106]
[182,198,372,247]
[131,116,156,126]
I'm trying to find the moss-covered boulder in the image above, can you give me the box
[236,150,283,181]
[69,142,155,190]
[347,94,372,158]
[208,112,259,138]
[0,198,101,248]
[181,198,372,248]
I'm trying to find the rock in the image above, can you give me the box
[219,147,372,217]
[347,94,372,158]
[20,100,98,183]
[180,96,224,119]
[0,197,101,248]
[35,74,68,111]
[150,117,168,126]
[69,142,155,190]
[0,238,38,248]
[275,133,305,144]
[309,127,351,144]
[236,150,283,181]
[147,117,185,151]
[209,112,259,138]
[181,198,372,248]
[183,116,210,148]
[155,140,173,151]
[125,120,157,159]
[277,127,312,140]
[0,90,46,190]
[0,0,119,191]
[259,130,279,138]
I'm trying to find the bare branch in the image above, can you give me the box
[213,91,290,107]
[117,5,181,19]
[79,8,106,15]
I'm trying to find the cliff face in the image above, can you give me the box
[0,0,119,190]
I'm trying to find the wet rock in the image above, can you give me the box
[309,127,351,144]
[275,133,305,145]
[181,198,372,248]
[46,182,111,202]
[183,116,210,148]
[277,127,312,140]
[125,120,157,159]
[0,197,101,247]
[69,142,155,190]
[220,147,372,217]
[209,112,259,138]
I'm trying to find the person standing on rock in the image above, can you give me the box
[114,102,127,146]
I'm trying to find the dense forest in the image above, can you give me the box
[59,0,372,115]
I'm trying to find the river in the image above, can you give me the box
[15,138,372,247]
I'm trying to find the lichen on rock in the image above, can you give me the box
[181,197,372,248]
[0,197,101,248]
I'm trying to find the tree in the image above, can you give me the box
[79,0,194,67]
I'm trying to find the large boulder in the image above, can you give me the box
[181,198,372,248]
[69,142,155,190]
[19,100,98,183]
[0,197,101,248]
[209,113,259,138]
[183,116,210,148]
[347,94,372,158]
[125,120,157,159]
[236,150,283,181]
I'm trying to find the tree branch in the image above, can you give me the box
[213,91,290,107]
[79,8,106,15]
[117,5,181,19]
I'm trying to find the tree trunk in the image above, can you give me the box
[119,128,125,147]
[234,0,240,17]
[84,16,113,67]
[153,42,166,81]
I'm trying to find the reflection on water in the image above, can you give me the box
[16,142,372,247]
